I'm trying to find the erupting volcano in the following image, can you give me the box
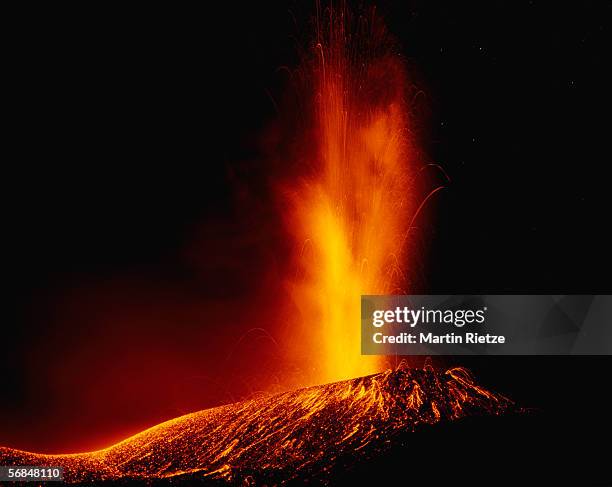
[1,3,517,484]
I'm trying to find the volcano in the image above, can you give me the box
[0,364,514,484]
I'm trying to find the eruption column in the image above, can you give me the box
[285,6,417,384]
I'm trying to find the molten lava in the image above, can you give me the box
[0,364,514,483]
[284,5,417,384]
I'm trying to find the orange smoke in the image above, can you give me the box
[283,6,417,384]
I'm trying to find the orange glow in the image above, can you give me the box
[284,6,416,383]
[0,7,518,482]
[0,364,514,483]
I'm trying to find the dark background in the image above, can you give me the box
[2,0,610,467]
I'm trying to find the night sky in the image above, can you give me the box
[3,1,610,453]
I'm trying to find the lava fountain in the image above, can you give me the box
[283,4,417,384]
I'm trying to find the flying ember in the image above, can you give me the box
[283,4,418,384]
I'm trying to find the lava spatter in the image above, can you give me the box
[0,365,514,483]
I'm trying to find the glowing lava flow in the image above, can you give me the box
[0,364,514,484]
[283,5,417,384]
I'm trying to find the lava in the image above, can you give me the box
[282,3,418,384]
[0,364,514,484]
